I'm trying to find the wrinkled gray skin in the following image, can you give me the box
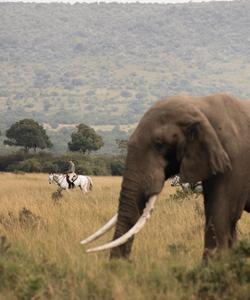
[110,94,250,260]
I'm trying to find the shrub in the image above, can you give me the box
[168,187,194,202]
[40,161,58,173]
[76,162,92,175]
[174,240,250,300]
[14,158,42,173]
[0,151,27,171]
[0,151,125,176]
[110,159,125,175]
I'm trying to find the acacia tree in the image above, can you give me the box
[68,123,104,154]
[4,119,53,152]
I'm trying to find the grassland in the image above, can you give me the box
[1,173,250,299]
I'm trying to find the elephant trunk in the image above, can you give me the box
[109,189,158,259]
[81,174,158,257]
[110,182,142,258]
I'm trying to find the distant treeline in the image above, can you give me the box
[0,151,125,176]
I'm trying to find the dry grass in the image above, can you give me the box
[1,173,250,299]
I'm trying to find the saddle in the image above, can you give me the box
[66,174,78,189]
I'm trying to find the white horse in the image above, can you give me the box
[170,175,203,194]
[48,173,93,193]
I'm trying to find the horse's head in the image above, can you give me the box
[48,173,54,184]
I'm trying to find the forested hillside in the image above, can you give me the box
[1,1,250,152]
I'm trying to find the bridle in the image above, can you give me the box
[50,173,65,186]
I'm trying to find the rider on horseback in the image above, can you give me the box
[66,160,77,189]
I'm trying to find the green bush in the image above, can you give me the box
[12,159,42,173]
[110,159,125,175]
[40,161,58,173]
[168,187,194,202]
[0,151,124,176]
[0,151,27,170]
[0,238,68,299]
[76,163,92,175]
[174,240,250,300]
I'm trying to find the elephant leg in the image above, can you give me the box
[203,183,242,260]
[203,207,230,260]
[229,205,244,247]
[229,218,238,247]
[203,213,240,261]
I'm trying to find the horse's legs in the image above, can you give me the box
[57,187,63,193]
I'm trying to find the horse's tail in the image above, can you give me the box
[88,177,93,191]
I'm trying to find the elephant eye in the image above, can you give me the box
[154,141,165,152]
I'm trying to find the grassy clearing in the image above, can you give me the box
[1,173,250,299]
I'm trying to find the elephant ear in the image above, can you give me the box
[179,110,232,184]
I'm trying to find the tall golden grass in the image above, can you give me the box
[1,173,250,299]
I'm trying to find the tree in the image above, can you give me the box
[68,123,104,154]
[4,119,53,152]
[115,139,128,156]
[110,159,125,176]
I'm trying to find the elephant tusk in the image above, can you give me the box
[85,195,158,253]
[80,214,118,245]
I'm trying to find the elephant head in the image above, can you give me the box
[81,95,232,258]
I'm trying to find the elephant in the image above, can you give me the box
[81,93,250,260]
